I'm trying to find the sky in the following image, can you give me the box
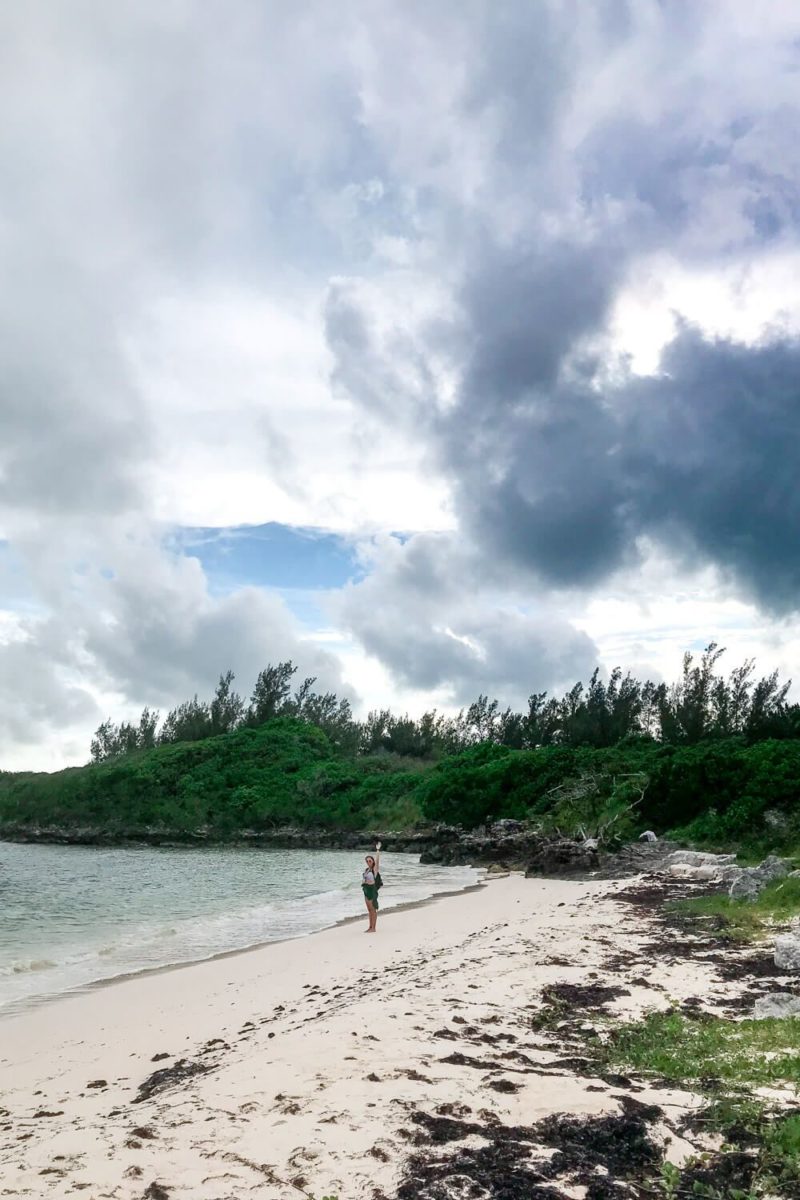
[3,1,800,770]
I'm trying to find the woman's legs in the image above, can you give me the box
[366,899,377,932]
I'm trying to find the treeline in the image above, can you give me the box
[91,663,355,761]
[91,644,796,764]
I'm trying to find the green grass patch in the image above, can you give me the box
[607,1010,800,1088]
[664,1100,800,1198]
[669,877,800,943]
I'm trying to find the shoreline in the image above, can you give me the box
[0,877,487,1022]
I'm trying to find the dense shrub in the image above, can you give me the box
[3,718,800,850]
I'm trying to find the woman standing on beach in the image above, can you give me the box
[362,841,381,933]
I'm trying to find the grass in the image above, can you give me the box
[604,1014,800,1196]
[663,1100,800,1198]
[607,1009,800,1088]
[668,876,800,943]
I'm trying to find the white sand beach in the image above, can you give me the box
[0,873,754,1198]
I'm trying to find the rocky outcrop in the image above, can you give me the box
[665,850,741,884]
[0,823,445,854]
[417,822,601,876]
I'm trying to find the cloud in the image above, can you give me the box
[334,533,599,706]
[0,525,353,769]
[3,2,800,766]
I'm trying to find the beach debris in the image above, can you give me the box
[143,1183,171,1200]
[396,1104,661,1199]
[133,1058,210,1104]
[150,1052,170,1062]
[86,1079,107,1088]
[486,1078,520,1093]
[130,1125,157,1139]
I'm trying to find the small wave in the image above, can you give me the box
[10,959,56,975]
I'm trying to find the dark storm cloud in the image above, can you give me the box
[326,4,800,615]
[446,323,800,610]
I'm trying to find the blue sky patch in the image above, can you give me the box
[173,522,363,594]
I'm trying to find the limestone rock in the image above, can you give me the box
[754,992,800,1018]
[758,855,792,883]
[668,863,720,882]
[639,830,658,842]
[667,850,736,868]
[729,855,791,900]
[775,934,800,972]
[730,873,765,901]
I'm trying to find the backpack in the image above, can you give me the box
[374,871,383,891]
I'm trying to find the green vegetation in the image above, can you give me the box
[608,1009,800,1087]
[669,877,800,943]
[605,1015,800,1197]
[3,643,800,840]
[0,719,425,834]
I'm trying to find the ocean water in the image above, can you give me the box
[0,842,480,1015]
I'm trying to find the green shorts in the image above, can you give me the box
[362,883,379,909]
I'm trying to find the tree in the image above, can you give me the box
[159,696,212,744]
[210,671,244,735]
[247,661,297,725]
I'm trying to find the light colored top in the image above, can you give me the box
[363,868,375,884]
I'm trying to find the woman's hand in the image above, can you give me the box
[375,840,382,850]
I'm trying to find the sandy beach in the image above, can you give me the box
[0,870,785,1198]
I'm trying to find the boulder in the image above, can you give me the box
[775,933,800,972]
[667,850,736,868]
[489,819,524,835]
[730,873,766,902]
[729,855,791,900]
[754,992,800,1018]
[758,855,792,883]
[525,837,600,877]
[668,863,720,882]
[639,830,658,843]
[485,862,508,875]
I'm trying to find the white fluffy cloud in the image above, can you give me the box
[3,2,800,768]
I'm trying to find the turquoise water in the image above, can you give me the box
[0,843,479,1014]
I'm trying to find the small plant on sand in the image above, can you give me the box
[658,1160,681,1198]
